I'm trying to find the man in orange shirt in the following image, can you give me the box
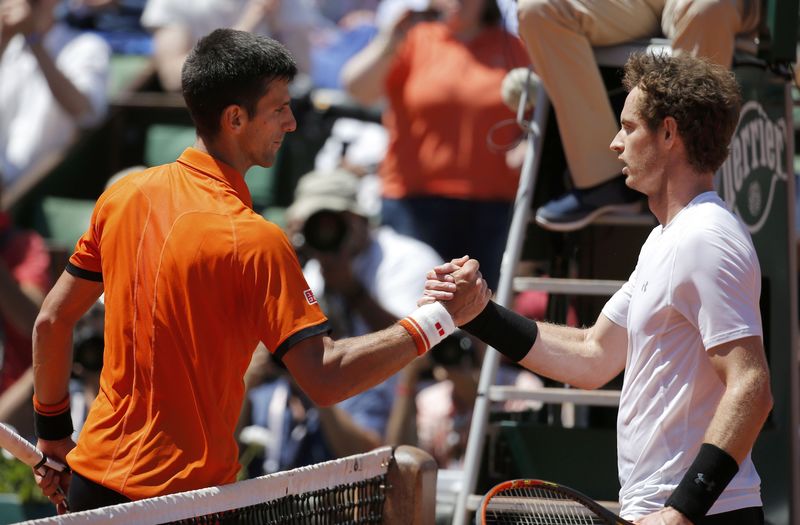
[31,28,489,512]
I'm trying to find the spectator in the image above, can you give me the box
[257,168,442,463]
[0,178,52,437]
[516,0,760,231]
[141,0,319,92]
[0,0,110,186]
[341,0,530,289]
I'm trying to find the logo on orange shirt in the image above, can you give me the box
[304,289,318,305]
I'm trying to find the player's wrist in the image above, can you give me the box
[665,443,739,523]
[399,302,455,356]
[461,301,537,362]
[32,394,73,441]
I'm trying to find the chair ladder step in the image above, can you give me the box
[487,386,621,407]
[513,277,624,296]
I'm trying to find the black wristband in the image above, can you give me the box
[461,301,538,362]
[665,443,739,522]
[34,410,74,441]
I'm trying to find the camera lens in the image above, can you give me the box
[303,210,349,252]
[430,331,473,367]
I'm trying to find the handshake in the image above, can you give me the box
[418,255,492,326]
[407,255,538,364]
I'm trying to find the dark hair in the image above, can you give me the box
[181,29,297,139]
[622,53,742,174]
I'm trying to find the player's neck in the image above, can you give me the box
[193,136,248,175]
[654,168,714,226]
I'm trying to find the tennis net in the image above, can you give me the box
[20,446,423,525]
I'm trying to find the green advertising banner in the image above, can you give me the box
[715,65,798,525]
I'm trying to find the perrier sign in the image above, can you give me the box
[717,99,789,234]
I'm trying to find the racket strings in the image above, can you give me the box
[483,486,610,524]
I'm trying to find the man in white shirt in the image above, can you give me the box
[140,0,318,91]
[424,53,773,524]
[0,0,109,185]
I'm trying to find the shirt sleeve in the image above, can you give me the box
[602,267,636,328]
[671,226,762,350]
[242,221,330,359]
[67,190,109,282]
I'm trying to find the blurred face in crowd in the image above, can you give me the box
[435,0,486,33]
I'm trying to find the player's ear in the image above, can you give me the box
[662,116,678,145]
[220,104,246,135]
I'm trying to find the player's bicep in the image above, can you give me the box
[281,334,331,405]
[590,313,628,375]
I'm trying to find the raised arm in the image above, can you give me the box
[340,10,420,106]
[151,24,193,92]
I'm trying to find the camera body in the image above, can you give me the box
[302,210,350,253]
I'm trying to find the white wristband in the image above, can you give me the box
[399,302,456,355]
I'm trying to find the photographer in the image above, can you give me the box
[263,168,443,459]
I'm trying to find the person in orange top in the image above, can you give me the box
[31,28,490,513]
[341,0,530,289]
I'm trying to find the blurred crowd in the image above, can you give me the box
[0,0,775,488]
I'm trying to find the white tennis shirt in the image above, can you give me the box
[602,192,763,520]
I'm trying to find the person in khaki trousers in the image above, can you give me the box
[516,0,760,232]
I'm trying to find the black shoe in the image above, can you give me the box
[535,175,643,232]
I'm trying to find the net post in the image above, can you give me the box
[384,445,437,525]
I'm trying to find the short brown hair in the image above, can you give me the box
[622,53,742,173]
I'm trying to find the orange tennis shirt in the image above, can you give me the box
[380,23,529,201]
[65,148,329,499]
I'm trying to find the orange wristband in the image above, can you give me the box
[33,394,73,441]
[33,394,70,416]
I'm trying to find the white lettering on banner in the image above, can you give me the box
[718,100,788,234]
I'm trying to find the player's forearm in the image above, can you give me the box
[322,325,418,405]
[702,367,773,464]
[521,323,608,389]
[32,313,75,406]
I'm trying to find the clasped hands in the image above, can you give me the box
[418,255,491,326]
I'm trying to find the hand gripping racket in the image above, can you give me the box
[0,422,70,509]
[480,479,634,525]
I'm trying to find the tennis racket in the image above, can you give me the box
[0,422,70,509]
[479,479,634,525]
